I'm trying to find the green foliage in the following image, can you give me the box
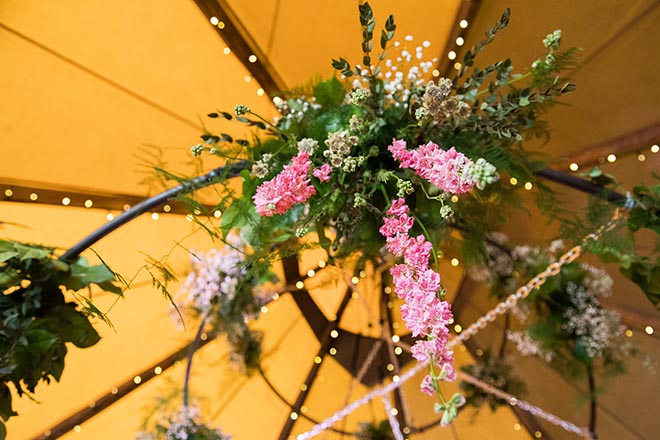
[357,420,395,440]
[0,240,120,431]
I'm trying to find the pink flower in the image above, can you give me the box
[420,374,435,396]
[253,151,316,216]
[388,139,477,194]
[313,164,332,182]
[380,199,456,398]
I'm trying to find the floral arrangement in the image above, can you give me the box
[137,404,232,440]
[505,241,630,377]
[180,2,581,425]
[174,235,273,372]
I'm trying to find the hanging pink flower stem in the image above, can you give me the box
[379,198,456,396]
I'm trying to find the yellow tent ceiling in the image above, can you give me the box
[1,0,659,439]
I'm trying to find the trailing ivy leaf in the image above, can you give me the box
[53,304,101,348]
[25,329,58,355]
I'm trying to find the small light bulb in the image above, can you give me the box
[645,325,654,335]
[451,258,459,267]
[569,162,579,171]
[329,347,337,355]
[432,69,440,77]
[154,366,162,375]
[459,19,469,28]
[106,213,114,221]
[133,376,141,384]
[163,204,171,212]
[295,281,304,289]
[29,192,38,201]
[394,346,403,355]
[210,16,219,25]
[456,37,464,46]
[307,269,315,277]
[61,197,71,206]
[248,55,257,63]
[392,335,400,343]
[314,356,322,364]
[524,182,533,190]
[151,212,159,220]
[214,210,222,218]
[4,189,13,197]
[607,154,616,163]
[223,47,231,55]
[454,324,462,333]
[510,177,518,185]
[454,62,462,70]
[638,154,646,161]
[448,51,457,60]
[330,330,339,338]
[84,199,93,208]
[651,144,659,153]
[256,88,265,96]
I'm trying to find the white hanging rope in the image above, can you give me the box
[458,371,594,439]
[295,362,427,440]
[295,213,622,440]
[381,396,405,440]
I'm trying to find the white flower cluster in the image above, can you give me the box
[274,96,321,124]
[181,239,247,312]
[137,405,232,440]
[350,37,437,107]
[506,330,555,362]
[562,282,623,358]
[463,158,500,190]
[323,130,358,167]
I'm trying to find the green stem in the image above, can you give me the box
[474,71,533,98]
[428,354,448,406]
[247,111,285,136]
[413,215,439,271]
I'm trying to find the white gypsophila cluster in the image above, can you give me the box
[562,282,623,358]
[507,330,555,362]
[181,241,247,312]
[511,245,547,268]
[168,406,232,440]
[548,239,565,253]
[274,96,321,125]
[581,263,614,298]
[349,37,437,107]
[510,302,530,324]
[136,405,232,440]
